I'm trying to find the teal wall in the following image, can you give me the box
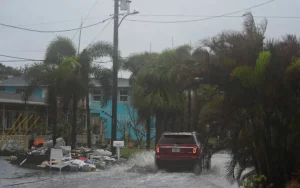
[4,87,14,93]
[89,90,155,140]
[3,86,43,98]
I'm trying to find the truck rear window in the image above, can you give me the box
[158,135,196,144]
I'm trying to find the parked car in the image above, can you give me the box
[155,131,211,175]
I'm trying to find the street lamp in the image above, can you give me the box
[118,11,139,28]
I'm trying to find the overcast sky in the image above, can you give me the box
[0,0,299,78]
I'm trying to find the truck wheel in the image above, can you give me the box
[206,158,211,170]
[193,160,202,175]
[155,160,162,171]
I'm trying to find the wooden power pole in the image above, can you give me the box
[111,0,119,155]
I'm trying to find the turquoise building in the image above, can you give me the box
[0,76,155,140]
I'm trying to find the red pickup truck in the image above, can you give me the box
[155,132,211,175]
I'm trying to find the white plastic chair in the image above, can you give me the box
[50,148,68,171]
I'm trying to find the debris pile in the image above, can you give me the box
[9,137,118,172]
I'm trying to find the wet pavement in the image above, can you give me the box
[0,152,237,188]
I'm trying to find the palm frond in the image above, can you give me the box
[201,95,224,113]
[93,65,112,107]
[175,44,192,60]
[77,49,92,83]
[285,59,300,82]
[231,66,256,88]
[87,41,113,60]
[255,51,271,79]
[122,52,158,73]
[59,57,81,72]
[45,36,77,64]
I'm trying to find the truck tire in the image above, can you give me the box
[155,160,162,170]
[193,160,202,175]
[206,158,211,170]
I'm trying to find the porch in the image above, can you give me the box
[0,91,48,135]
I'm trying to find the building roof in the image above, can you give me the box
[0,76,131,88]
[0,76,29,86]
[0,91,46,106]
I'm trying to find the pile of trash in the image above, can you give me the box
[10,137,118,172]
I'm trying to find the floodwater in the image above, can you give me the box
[0,151,237,188]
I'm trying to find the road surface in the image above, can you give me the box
[0,151,237,188]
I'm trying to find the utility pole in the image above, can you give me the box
[111,0,119,156]
[78,18,83,55]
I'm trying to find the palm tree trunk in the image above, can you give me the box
[187,90,192,131]
[146,117,151,150]
[86,93,92,148]
[155,112,164,145]
[71,95,78,149]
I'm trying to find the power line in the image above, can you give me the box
[0,54,44,61]
[0,54,128,64]
[0,49,44,53]
[125,0,275,24]
[72,0,100,40]
[137,14,300,19]
[4,14,300,30]
[88,18,113,46]
[0,60,35,63]
[0,17,113,33]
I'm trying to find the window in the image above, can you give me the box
[91,88,102,102]
[42,88,47,98]
[158,135,196,144]
[0,87,4,92]
[119,88,129,102]
[93,95,102,102]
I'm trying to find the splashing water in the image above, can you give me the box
[126,151,158,173]
[0,151,238,187]
[121,150,237,187]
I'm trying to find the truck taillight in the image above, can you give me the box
[193,147,197,154]
[156,146,160,153]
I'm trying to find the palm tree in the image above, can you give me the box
[58,57,85,148]
[23,63,65,147]
[131,49,186,144]
[123,52,158,150]
[173,45,211,131]
[229,51,271,181]
[25,36,113,148]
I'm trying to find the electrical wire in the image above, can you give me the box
[4,14,300,31]
[136,14,300,19]
[0,17,113,33]
[0,60,36,62]
[72,0,101,40]
[125,0,275,23]
[88,18,113,47]
[0,54,44,61]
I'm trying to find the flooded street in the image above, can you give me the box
[0,152,237,188]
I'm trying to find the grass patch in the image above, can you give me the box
[208,138,218,146]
